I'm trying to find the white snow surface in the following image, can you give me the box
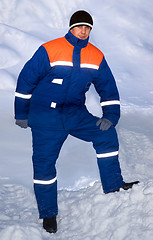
[1,0,153,239]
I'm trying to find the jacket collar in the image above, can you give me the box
[65,30,89,48]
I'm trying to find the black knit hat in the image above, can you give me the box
[69,10,93,29]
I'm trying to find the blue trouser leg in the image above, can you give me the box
[70,107,124,193]
[31,128,68,218]
[93,127,124,193]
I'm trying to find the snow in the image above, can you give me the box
[0,0,153,239]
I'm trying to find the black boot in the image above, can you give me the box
[122,181,139,190]
[114,181,139,192]
[43,216,57,233]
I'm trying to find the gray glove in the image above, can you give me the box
[96,118,113,131]
[15,119,28,129]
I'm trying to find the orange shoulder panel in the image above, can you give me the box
[42,38,104,67]
[42,37,74,63]
[81,42,104,66]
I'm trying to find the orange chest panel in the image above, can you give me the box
[42,37,104,69]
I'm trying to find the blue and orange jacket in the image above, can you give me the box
[15,30,120,126]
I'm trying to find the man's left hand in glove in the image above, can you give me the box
[96,118,113,131]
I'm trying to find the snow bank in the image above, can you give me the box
[0,182,153,240]
[0,226,42,240]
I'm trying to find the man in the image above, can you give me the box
[14,10,139,233]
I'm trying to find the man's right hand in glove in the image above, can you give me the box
[15,119,28,129]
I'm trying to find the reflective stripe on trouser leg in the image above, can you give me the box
[34,176,57,185]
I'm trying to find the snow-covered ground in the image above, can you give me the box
[0,0,153,239]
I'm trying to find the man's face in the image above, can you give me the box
[71,25,91,40]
